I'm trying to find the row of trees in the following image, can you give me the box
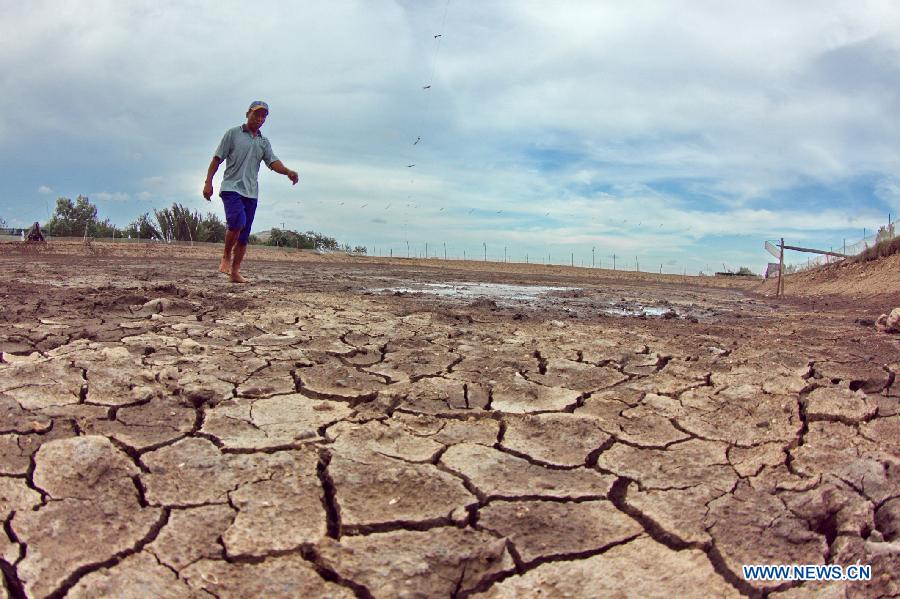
[35,195,349,250]
[265,228,366,253]
[41,196,226,242]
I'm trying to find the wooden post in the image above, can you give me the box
[777,238,785,297]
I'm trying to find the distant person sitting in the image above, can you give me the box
[26,222,45,242]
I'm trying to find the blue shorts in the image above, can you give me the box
[220,191,257,245]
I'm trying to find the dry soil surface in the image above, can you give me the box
[0,241,898,599]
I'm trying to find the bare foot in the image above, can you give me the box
[218,258,231,274]
[230,273,249,284]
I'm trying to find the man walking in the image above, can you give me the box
[203,101,298,283]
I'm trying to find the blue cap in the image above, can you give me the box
[248,100,269,113]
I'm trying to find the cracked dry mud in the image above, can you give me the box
[1,242,898,598]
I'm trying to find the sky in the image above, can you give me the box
[2,0,899,274]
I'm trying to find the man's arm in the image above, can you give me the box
[203,157,223,200]
[269,160,299,185]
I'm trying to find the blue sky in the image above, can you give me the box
[2,0,899,273]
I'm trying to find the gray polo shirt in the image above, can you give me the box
[214,124,279,199]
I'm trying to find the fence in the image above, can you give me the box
[364,241,705,275]
[2,234,710,277]
[769,222,896,275]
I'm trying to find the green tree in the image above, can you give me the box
[308,231,339,250]
[43,195,124,238]
[154,206,176,241]
[124,213,162,239]
[154,203,205,242]
[92,218,121,238]
[45,195,98,236]
[264,228,337,250]
[352,245,367,254]
[197,212,226,243]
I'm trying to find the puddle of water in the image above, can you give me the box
[602,305,672,317]
[374,282,578,302]
[373,282,685,319]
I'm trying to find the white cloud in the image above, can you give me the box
[92,191,130,202]
[2,0,899,271]
[874,178,900,210]
[37,185,53,194]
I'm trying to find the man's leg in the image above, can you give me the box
[230,242,248,283]
[220,192,247,275]
[230,197,257,284]
[220,229,239,273]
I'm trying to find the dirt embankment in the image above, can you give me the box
[755,253,899,305]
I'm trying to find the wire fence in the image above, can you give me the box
[363,241,708,276]
[2,234,710,277]
[769,222,896,275]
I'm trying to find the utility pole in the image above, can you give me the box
[425,242,428,259]
[406,240,410,258]
[444,242,447,260]
[504,246,507,263]
[613,254,616,270]
[777,238,785,296]
[592,246,595,267]
[571,252,574,267]
[483,242,487,262]
[635,256,639,272]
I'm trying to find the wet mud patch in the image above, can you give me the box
[372,280,728,322]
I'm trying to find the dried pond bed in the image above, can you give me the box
[0,243,898,598]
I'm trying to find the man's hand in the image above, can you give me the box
[204,157,223,201]
[269,161,299,185]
